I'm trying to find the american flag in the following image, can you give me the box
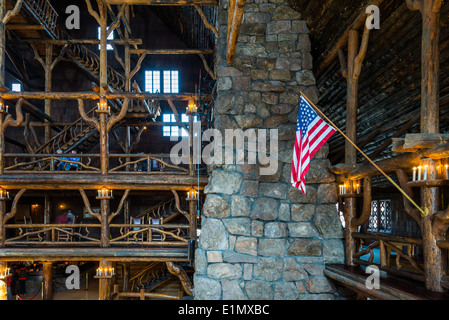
[291,96,336,194]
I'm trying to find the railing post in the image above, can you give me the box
[98,260,112,300]
[100,198,110,247]
[42,261,53,300]
[0,200,5,247]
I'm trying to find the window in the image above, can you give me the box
[162,113,195,137]
[163,70,179,93]
[11,83,21,92]
[145,70,179,94]
[367,200,392,233]
[98,27,113,50]
[145,71,161,94]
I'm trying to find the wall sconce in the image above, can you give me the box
[338,183,348,195]
[0,188,10,200]
[97,98,110,114]
[0,267,11,279]
[187,189,198,200]
[97,188,113,199]
[0,99,8,114]
[186,97,197,114]
[445,164,449,180]
[95,267,115,278]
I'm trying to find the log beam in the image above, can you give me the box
[315,0,385,78]
[0,91,206,101]
[42,262,53,300]
[98,260,113,300]
[226,0,246,65]
[104,0,218,5]
[130,49,213,55]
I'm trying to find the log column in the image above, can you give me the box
[97,109,109,175]
[0,199,5,246]
[343,30,359,266]
[44,45,53,151]
[0,0,5,88]
[42,262,53,300]
[97,191,111,247]
[98,260,112,300]
[0,0,5,175]
[407,0,443,292]
[0,261,7,300]
[420,158,442,291]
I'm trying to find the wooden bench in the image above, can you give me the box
[324,264,449,300]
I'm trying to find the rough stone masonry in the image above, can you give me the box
[193,0,345,300]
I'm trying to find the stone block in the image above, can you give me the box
[253,257,284,281]
[291,204,315,222]
[235,236,258,256]
[207,251,223,263]
[199,218,229,250]
[223,252,258,263]
[288,239,322,256]
[259,182,287,199]
[288,222,319,238]
[251,220,264,237]
[288,185,317,203]
[278,203,290,221]
[244,281,273,300]
[258,238,286,257]
[305,277,335,294]
[274,282,299,300]
[283,257,307,281]
[264,222,288,238]
[323,239,345,264]
[251,197,278,220]
[313,205,344,238]
[317,183,338,203]
[222,280,248,300]
[193,276,222,300]
[231,195,252,217]
[223,218,252,236]
[203,194,231,218]
[204,171,243,195]
[272,5,301,20]
[241,180,259,197]
[207,263,243,279]
[267,20,292,34]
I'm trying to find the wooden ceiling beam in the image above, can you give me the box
[315,0,385,78]
[104,0,218,5]
[0,91,210,101]
[226,0,246,65]
[130,48,213,55]
[5,24,45,30]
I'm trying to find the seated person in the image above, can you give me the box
[66,209,75,224]
[55,212,68,224]
[54,149,66,170]
[67,150,80,171]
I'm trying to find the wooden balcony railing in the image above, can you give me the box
[3,223,190,247]
[3,153,192,175]
[352,232,424,281]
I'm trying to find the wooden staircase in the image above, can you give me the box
[136,197,185,224]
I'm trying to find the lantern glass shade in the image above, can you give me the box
[187,98,197,114]
[0,267,11,279]
[0,100,7,113]
[97,98,108,111]
[187,189,198,200]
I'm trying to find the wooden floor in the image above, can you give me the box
[0,247,189,262]
[325,264,449,300]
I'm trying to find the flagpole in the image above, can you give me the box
[299,91,428,217]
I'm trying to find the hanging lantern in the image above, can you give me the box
[186,97,197,114]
